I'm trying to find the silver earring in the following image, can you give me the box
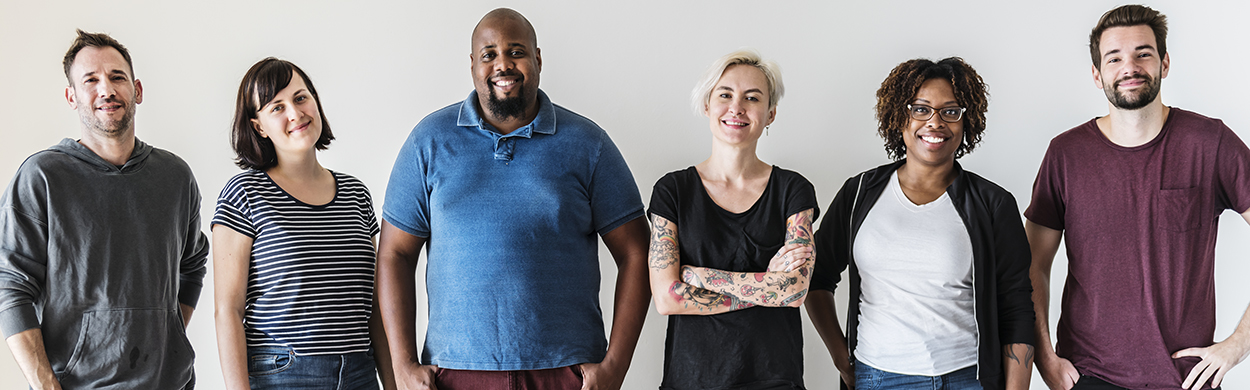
[766,126,770,136]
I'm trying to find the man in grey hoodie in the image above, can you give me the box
[0,30,209,389]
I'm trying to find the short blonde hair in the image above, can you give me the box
[691,49,785,115]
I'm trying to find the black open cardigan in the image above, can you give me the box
[810,159,1036,390]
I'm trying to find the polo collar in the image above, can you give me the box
[456,89,557,138]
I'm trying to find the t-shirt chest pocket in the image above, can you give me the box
[1158,187,1203,232]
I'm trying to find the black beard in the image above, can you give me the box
[1105,74,1161,110]
[487,84,528,120]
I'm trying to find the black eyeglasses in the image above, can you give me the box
[907,104,966,123]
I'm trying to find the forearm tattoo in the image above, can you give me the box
[669,281,755,311]
[678,209,818,307]
[1005,344,1035,367]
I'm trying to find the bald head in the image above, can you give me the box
[469,8,543,133]
[472,8,537,49]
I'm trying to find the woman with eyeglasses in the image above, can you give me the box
[647,49,817,389]
[804,57,1035,390]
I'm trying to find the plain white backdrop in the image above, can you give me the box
[1,1,1248,389]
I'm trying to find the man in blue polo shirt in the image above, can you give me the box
[376,8,651,390]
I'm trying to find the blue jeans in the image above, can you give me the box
[854,360,982,390]
[247,347,380,390]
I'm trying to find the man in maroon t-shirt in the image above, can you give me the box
[1025,5,1250,390]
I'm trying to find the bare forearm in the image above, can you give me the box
[377,222,426,368]
[1025,221,1062,361]
[180,303,194,328]
[804,290,850,369]
[211,226,255,389]
[1004,343,1035,390]
[370,300,398,390]
[804,289,853,388]
[1030,266,1057,360]
[603,251,648,367]
[1221,304,1250,363]
[5,328,61,390]
[378,257,420,364]
[214,310,250,390]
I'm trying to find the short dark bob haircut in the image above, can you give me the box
[875,57,988,161]
[231,57,334,170]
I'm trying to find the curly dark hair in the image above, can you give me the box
[874,57,988,160]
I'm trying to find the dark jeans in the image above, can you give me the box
[1071,375,1221,390]
[436,366,583,390]
[246,347,380,390]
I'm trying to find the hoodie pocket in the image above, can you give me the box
[57,308,194,386]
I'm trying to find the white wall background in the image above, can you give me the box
[1,1,1248,389]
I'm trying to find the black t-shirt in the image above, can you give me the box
[648,166,819,390]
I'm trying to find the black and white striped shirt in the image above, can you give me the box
[213,170,379,356]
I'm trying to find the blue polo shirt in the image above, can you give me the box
[383,89,644,370]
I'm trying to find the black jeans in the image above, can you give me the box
[1071,376,1126,390]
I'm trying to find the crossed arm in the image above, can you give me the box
[648,209,815,316]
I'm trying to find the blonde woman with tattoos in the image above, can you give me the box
[647,49,817,390]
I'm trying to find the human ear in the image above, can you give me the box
[133,79,144,104]
[1160,52,1170,79]
[1091,64,1104,90]
[251,119,268,138]
[65,85,77,109]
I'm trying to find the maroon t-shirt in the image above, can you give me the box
[1025,108,1250,389]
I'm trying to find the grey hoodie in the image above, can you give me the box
[0,138,208,388]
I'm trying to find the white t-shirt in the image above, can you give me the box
[853,170,978,376]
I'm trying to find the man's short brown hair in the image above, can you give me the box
[62,29,135,82]
[1089,5,1168,69]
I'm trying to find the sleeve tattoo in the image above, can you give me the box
[650,214,754,313]
[681,209,815,307]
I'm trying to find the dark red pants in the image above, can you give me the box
[436,366,583,390]
[1072,376,1221,390]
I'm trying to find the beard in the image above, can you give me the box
[77,97,136,136]
[484,73,528,120]
[1104,73,1161,110]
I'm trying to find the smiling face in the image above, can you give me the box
[470,14,541,124]
[251,71,323,158]
[903,78,963,167]
[65,46,142,137]
[705,64,775,146]
[1093,25,1169,110]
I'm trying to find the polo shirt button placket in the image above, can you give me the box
[495,137,516,162]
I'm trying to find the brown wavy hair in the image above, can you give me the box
[874,57,988,160]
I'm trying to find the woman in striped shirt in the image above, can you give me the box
[213,58,394,390]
